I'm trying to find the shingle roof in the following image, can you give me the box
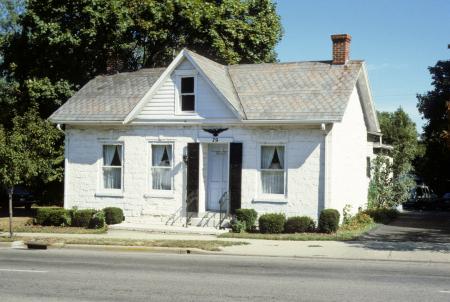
[49,49,368,127]
[49,68,165,122]
[228,61,362,121]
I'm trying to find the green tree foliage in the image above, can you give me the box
[0,0,282,192]
[368,155,414,209]
[0,108,63,189]
[417,59,450,193]
[377,108,420,178]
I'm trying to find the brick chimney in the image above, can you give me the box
[331,34,351,65]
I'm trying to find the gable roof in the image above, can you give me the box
[49,49,380,132]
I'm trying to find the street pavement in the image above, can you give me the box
[1,248,450,302]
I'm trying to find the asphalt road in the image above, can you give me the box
[1,248,450,302]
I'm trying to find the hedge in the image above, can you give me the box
[284,216,315,233]
[318,209,340,233]
[362,208,399,224]
[235,208,258,232]
[89,211,106,229]
[35,208,71,226]
[103,207,124,225]
[258,213,286,234]
[72,209,98,228]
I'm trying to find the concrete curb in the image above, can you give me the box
[61,244,211,255]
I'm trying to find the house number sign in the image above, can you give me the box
[202,128,228,143]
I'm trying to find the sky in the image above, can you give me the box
[274,0,450,133]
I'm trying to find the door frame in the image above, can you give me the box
[206,142,230,212]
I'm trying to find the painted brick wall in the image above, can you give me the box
[330,87,369,217]
[64,125,326,221]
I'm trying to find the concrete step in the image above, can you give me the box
[126,215,187,227]
[190,212,230,228]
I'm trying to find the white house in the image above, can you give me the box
[50,34,382,227]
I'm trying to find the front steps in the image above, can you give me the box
[108,211,231,235]
[189,212,230,228]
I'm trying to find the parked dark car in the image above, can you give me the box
[402,185,435,210]
[0,186,36,210]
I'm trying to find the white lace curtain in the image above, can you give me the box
[103,145,122,189]
[152,145,172,190]
[261,146,284,194]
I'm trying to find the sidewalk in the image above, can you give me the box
[1,229,450,263]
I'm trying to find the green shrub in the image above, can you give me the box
[235,208,258,232]
[103,207,124,225]
[362,208,399,224]
[352,212,374,225]
[284,216,315,233]
[89,211,106,229]
[35,208,71,226]
[318,209,340,233]
[230,219,246,233]
[341,212,374,231]
[258,213,286,234]
[72,209,97,227]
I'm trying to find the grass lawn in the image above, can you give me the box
[0,236,248,251]
[0,216,107,234]
[219,223,376,241]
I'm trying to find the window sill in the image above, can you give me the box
[144,191,175,199]
[95,191,124,198]
[252,196,287,204]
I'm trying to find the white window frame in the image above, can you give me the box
[258,144,287,199]
[175,70,198,115]
[97,142,124,197]
[148,142,175,197]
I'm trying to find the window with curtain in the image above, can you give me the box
[102,145,123,190]
[180,77,195,111]
[151,144,173,190]
[260,146,285,195]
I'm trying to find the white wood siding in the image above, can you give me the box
[135,58,236,121]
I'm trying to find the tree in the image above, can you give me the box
[368,155,414,209]
[417,59,450,193]
[0,0,282,198]
[377,108,421,178]
[0,109,63,236]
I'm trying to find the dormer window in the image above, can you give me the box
[180,77,195,111]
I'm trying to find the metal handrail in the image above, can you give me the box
[218,191,229,229]
[185,192,198,228]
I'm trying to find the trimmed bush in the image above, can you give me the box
[35,208,71,226]
[258,213,286,234]
[89,211,106,229]
[362,208,399,224]
[318,209,340,233]
[235,208,258,232]
[72,209,97,228]
[230,219,246,233]
[103,207,124,225]
[284,216,315,233]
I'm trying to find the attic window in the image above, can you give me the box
[180,77,195,111]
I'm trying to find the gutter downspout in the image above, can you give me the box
[322,123,332,213]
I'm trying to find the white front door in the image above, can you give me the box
[207,144,228,211]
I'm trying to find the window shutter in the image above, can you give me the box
[186,143,199,212]
[229,143,243,214]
